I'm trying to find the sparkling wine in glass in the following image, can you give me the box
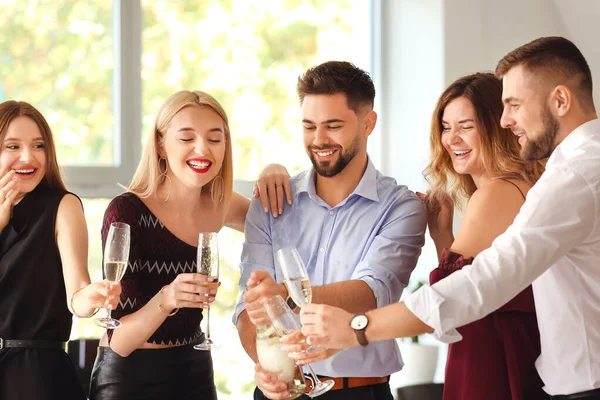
[276,246,322,353]
[94,222,130,329]
[264,295,334,398]
[194,232,220,351]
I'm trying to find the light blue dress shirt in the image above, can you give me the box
[234,159,427,378]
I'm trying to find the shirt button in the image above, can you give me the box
[329,210,334,216]
[319,247,325,253]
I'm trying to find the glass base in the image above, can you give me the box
[308,379,334,398]
[94,317,122,329]
[193,338,219,351]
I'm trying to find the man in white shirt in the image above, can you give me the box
[294,36,600,399]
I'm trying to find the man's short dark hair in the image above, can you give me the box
[297,61,375,113]
[496,36,594,109]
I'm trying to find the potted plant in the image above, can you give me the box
[396,281,439,387]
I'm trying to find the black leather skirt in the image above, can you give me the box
[88,340,217,400]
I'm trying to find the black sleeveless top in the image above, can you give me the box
[103,193,203,345]
[0,184,86,400]
[0,183,74,340]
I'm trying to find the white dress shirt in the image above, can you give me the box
[406,118,600,396]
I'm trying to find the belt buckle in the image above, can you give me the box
[0,338,3,350]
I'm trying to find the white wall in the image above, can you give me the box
[380,0,600,297]
[377,0,600,390]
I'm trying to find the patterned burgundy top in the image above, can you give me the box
[103,193,202,345]
[430,249,548,400]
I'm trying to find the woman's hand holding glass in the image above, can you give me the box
[78,281,122,312]
[159,273,220,312]
[195,232,220,350]
[95,222,130,329]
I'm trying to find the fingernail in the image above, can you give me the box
[272,211,278,218]
[203,305,210,309]
[208,297,215,302]
[264,207,269,213]
[278,208,283,214]
[210,289,217,294]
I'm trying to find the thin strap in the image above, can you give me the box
[499,179,526,201]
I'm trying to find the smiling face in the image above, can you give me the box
[500,65,560,161]
[440,97,484,176]
[161,105,226,189]
[0,116,47,196]
[302,93,367,178]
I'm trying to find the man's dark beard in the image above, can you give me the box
[520,104,560,161]
[308,139,359,178]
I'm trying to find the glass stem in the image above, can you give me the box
[305,364,322,384]
[106,307,112,320]
[205,308,211,340]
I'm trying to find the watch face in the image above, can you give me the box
[351,314,368,330]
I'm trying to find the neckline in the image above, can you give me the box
[127,193,198,250]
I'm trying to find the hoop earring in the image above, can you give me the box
[210,173,224,203]
[154,157,172,203]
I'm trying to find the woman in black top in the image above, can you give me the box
[0,100,121,400]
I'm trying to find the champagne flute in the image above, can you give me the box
[276,246,322,353]
[264,295,334,398]
[94,222,130,329]
[194,232,220,351]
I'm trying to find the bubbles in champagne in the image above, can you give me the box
[104,261,127,282]
[285,277,312,307]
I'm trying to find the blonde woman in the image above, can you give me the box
[89,90,289,400]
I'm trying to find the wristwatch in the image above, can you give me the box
[286,296,299,312]
[350,314,369,347]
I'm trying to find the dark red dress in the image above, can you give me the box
[430,249,548,400]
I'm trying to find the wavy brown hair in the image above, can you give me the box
[423,73,544,208]
[0,100,67,191]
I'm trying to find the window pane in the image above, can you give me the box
[141,0,371,180]
[0,1,114,166]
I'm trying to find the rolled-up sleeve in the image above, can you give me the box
[233,198,275,325]
[405,166,597,340]
[351,193,427,307]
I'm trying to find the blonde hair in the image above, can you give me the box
[127,90,233,207]
[424,73,544,209]
[0,100,67,191]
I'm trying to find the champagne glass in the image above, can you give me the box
[94,222,130,329]
[194,232,220,351]
[264,295,334,398]
[276,246,322,353]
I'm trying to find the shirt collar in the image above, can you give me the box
[547,118,600,166]
[295,158,380,203]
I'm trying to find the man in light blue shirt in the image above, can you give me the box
[235,61,427,400]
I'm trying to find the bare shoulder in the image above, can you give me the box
[57,193,84,217]
[466,179,529,217]
[451,179,529,257]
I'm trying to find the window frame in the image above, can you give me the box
[64,0,142,198]
[66,0,379,199]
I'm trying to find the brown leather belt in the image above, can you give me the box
[306,375,390,391]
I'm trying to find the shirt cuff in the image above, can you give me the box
[404,284,463,343]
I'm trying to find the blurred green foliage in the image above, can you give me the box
[1,0,365,397]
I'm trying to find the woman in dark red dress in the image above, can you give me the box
[419,73,549,399]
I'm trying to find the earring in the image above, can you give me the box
[210,173,224,203]
[154,157,172,203]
